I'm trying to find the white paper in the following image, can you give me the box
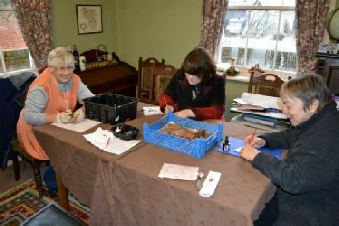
[199,171,221,197]
[52,119,101,132]
[233,98,247,105]
[143,106,163,116]
[241,93,283,110]
[158,163,199,181]
[83,127,140,155]
[235,147,242,153]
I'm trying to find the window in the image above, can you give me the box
[0,0,35,76]
[217,0,296,76]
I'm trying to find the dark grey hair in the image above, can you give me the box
[281,73,331,111]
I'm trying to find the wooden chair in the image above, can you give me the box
[248,72,285,97]
[153,65,177,104]
[137,57,165,103]
[11,72,48,198]
[12,137,49,198]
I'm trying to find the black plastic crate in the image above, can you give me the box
[84,94,138,125]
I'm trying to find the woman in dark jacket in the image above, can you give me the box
[159,47,225,121]
[240,73,339,226]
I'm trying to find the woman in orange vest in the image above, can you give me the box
[17,47,94,196]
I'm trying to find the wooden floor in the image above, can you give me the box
[0,161,48,195]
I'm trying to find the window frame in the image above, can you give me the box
[0,5,36,76]
[217,4,297,80]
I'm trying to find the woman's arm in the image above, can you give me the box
[23,86,55,125]
[78,81,95,104]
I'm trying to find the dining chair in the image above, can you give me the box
[137,57,165,103]
[248,72,285,97]
[12,137,49,198]
[9,71,48,198]
[153,65,177,104]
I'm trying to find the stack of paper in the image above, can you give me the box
[241,93,283,110]
[232,93,288,120]
[232,93,290,131]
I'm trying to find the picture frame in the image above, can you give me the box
[76,5,103,35]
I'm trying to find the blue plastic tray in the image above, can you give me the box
[143,113,223,158]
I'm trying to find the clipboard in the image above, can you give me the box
[216,137,283,159]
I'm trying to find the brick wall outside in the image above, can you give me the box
[0,11,31,73]
[0,11,27,50]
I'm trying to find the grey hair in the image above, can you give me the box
[48,47,74,67]
[280,73,331,111]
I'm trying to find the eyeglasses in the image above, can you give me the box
[55,66,74,72]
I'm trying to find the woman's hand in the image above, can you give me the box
[244,135,266,148]
[174,109,195,118]
[164,105,174,114]
[240,144,260,161]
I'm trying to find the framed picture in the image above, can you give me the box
[76,5,103,35]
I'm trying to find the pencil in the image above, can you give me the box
[250,129,257,144]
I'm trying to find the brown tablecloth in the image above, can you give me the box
[33,105,276,226]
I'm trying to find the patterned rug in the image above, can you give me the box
[0,179,90,225]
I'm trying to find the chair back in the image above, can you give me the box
[153,65,177,104]
[137,57,165,102]
[248,73,285,97]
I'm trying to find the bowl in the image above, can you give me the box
[111,124,139,141]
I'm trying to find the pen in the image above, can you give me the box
[120,118,130,129]
[106,137,110,148]
[250,129,257,144]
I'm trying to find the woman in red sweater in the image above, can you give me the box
[159,47,225,121]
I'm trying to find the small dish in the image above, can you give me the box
[111,124,139,141]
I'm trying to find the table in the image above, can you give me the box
[33,108,277,226]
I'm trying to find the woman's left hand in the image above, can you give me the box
[174,109,195,118]
[164,105,174,114]
[69,108,85,123]
[240,144,260,161]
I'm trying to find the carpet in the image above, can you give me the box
[0,179,90,225]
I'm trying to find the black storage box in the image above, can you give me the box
[84,94,137,125]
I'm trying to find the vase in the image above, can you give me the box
[79,56,87,71]
[225,58,239,76]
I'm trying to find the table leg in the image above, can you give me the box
[56,174,69,211]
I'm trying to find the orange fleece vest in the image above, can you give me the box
[17,67,80,160]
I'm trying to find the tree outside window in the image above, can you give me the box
[217,0,296,75]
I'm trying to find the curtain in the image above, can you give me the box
[296,0,329,74]
[200,0,228,56]
[10,0,53,70]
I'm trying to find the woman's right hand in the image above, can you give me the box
[244,135,266,148]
